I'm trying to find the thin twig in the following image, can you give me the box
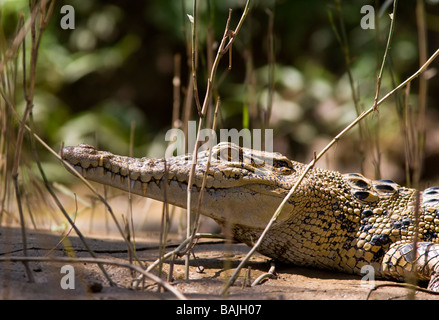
[205,2,215,126]
[372,0,398,110]
[403,82,413,187]
[172,53,182,129]
[370,0,398,178]
[158,159,171,290]
[414,0,428,187]
[407,190,421,299]
[315,47,439,162]
[184,0,251,279]
[127,120,137,274]
[366,283,439,300]
[131,233,225,289]
[11,0,55,284]
[328,1,365,172]
[178,96,221,258]
[146,233,225,274]
[251,262,276,287]
[264,8,275,131]
[190,0,202,116]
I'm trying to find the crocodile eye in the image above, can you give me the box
[250,158,265,168]
[273,167,294,175]
[272,160,295,175]
[218,145,242,162]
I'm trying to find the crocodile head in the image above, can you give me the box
[61,142,305,230]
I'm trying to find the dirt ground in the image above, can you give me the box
[1,226,438,300]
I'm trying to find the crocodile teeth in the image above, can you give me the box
[99,155,104,167]
[176,171,187,182]
[213,170,223,180]
[153,171,164,180]
[205,175,214,188]
[90,158,99,167]
[142,183,148,195]
[130,170,140,180]
[166,171,175,180]
[111,163,120,174]
[120,167,129,176]
[96,166,104,176]
[80,159,91,169]
[140,172,152,183]
[68,158,80,165]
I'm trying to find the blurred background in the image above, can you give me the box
[2,0,439,232]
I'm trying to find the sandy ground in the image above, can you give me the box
[1,225,438,301]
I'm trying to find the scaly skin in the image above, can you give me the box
[62,142,439,290]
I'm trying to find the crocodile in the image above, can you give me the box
[61,142,439,291]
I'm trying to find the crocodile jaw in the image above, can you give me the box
[62,144,295,230]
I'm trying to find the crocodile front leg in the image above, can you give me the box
[382,241,439,291]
